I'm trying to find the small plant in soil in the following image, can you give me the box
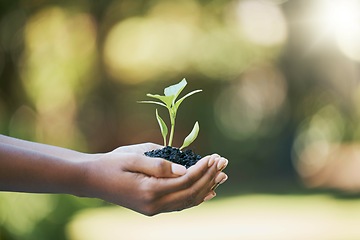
[139,78,203,168]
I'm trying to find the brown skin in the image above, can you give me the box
[0,135,228,216]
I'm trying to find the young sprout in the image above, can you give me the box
[139,78,202,149]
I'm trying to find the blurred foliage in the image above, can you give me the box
[1,0,360,239]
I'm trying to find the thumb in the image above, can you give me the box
[127,154,187,178]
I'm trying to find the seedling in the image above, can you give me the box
[139,78,202,150]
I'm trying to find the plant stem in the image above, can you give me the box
[168,109,176,146]
[163,136,167,147]
[168,122,175,146]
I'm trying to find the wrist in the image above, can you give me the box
[71,152,106,198]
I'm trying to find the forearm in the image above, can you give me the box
[0,134,91,161]
[0,142,91,196]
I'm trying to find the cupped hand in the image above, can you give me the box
[81,145,228,216]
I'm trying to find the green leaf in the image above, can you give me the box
[180,121,199,150]
[164,78,187,104]
[146,94,174,108]
[137,100,167,107]
[156,109,168,146]
[174,89,202,110]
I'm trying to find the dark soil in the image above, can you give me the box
[145,146,202,168]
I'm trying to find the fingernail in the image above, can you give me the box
[217,158,228,171]
[212,174,228,191]
[204,192,216,201]
[208,157,215,167]
[171,164,186,175]
[215,172,226,184]
[213,154,220,158]
[219,174,228,184]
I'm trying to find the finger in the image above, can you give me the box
[211,172,228,191]
[124,154,186,178]
[147,155,228,212]
[149,154,219,194]
[156,160,221,212]
[216,157,228,171]
[173,165,228,209]
[204,191,216,201]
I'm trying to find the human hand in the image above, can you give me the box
[111,142,229,205]
[112,142,229,198]
[80,146,228,216]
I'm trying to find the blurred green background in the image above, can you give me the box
[1,0,360,239]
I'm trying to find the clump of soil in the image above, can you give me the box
[145,146,202,169]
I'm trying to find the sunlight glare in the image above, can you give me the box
[318,0,360,61]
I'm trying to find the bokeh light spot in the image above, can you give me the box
[313,0,360,61]
[103,2,200,84]
[293,105,345,179]
[235,0,287,46]
[215,64,287,140]
[0,193,55,237]
[20,6,96,147]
